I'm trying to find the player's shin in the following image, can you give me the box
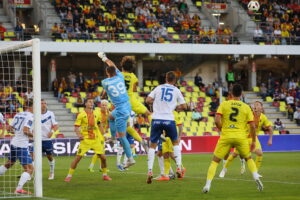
[147,148,156,173]
[116,146,123,166]
[49,159,55,174]
[119,136,133,158]
[164,158,171,176]
[255,156,263,170]
[157,156,164,175]
[16,172,31,191]
[207,161,218,181]
[109,119,117,139]
[246,158,260,179]
[89,154,98,169]
[224,154,235,169]
[173,145,182,169]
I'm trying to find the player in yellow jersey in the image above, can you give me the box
[120,56,150,152]
[88,99,110,172]
[64,98,112,182]
[202,84,263,193]
[219,101,273,178]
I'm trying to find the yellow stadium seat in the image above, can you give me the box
[145,80,152,86]
[164,41,171,44]
[211,131,219,136]
[153,80,159,86]
[186,112,192,118]
[66,103,73,109]
[173,34,180,40]
[186,131,193,136]
[128,13,135,19]
[185,92,192,97]
[78,40,85,42]
[187,81,194,86]
[273,130,279,135]
[253,86,260,92]
[79,92,87,98]
[192,92,199,97]
[97,87,103,93]
[93,40,100,43]
[193,87,200,92]
[202,112,208,118]
[139,40,146,43]
[71,39,78,42]
[184,97,191,103]
[197,132,203,136]
[205,97,212,103]
[68,97,77,103]
[190,126,197,133]
[279,102,286,107]
[192,97,197,102]
[86,40,93,42]
[63,39,69,42]
[71,107,78,114]
[266,96,273,102]
[99,26,106,32]
[153,0,159,5]
[101,40,108,43]
[258,131,264,135]
[167,27,175,33]
[129,26,136,32]
[279,106,287,112]
[55,39,62,42]
[259,42,265,45]
[18,108,23,112]
[137,87,141,92]
[144,87,150,92]
[180,87,186,93]
[191,121,198,127]
[199,92,206,97]
[196,1,202,7]
[126,34,133,39]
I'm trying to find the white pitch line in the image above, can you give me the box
[107,170,300,185]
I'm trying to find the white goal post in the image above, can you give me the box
[0,39,42,198]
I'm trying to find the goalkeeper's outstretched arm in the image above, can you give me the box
[97,52,117,69]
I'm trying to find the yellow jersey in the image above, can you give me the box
[216,100,254,139]
[74,110,101,140]
[122,71,138,97]
[253,113,272,136]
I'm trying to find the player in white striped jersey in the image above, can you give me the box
[0,100,34,194]
[0,112,6,138]
[145,71,187,184]
[41,99,58,180]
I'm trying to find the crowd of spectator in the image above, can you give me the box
[50,0,238,44]
[239,0,300,45]
[259,71,300,126]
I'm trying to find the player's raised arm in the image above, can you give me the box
[23,126,33,138]
[266,126,273,146]
[249,121,256,151]
[97,52,117,69]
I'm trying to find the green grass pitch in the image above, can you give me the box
[2,152,300,200]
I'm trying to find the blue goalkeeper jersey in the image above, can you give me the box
[102,69,129,105]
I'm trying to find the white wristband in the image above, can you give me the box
[102,57,108,62]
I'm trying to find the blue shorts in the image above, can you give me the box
[112,102,131,134]
[28,143,34,153]
[9,145,33,165]
[42,140,53,155]
[150,120,178,144]
[158,140,163,151]
[126,133,135,145]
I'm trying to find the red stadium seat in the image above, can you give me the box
[56,133,65,138]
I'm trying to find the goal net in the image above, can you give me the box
[0,39,42,198]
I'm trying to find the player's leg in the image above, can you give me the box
[147,119,162,184]
[98,154,112,181]
[236,138,263,191]
[43,140,55,180]
[88,154,98,172]
[254,139,263,171]
[154,148,164,179]
[65,140,88,182]
[15,147,33,194]
[166,121,182,177]
[116,141,125,171]
[112,107,135,168]
[219,150,239,178]
[203,138,232,193]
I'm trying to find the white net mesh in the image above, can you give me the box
[0,43,35,198]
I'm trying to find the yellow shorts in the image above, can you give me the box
[233,136,262,153]
[162,137,174,154]
[130,96,147,114]
[77,138,104,156]
[214,137,251,159]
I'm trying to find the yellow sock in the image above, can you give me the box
[91,154,98,165]
[246,159,258,173]
[131,147,136,155]
[224,154,235,169]
[127,126,142,142]
[102,168,107,174]
[255,156,263,170]
[68,168,75,176]
[164,158,171,176]
[207,161,219,181]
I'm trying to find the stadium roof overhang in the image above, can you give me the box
[1,41,300,55]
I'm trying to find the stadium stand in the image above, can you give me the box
[49,0,239,44]
[239,0,300,45]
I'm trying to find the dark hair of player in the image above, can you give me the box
[166,71,177,83]
[24,99,33,110]
[121,56,135,72]
[84,98,94,104]
[106,66,116,76]
[232,84,243,97]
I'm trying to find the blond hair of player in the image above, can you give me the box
[64,98,112,182]
[202,84,263,193]
[219,101,273,178]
